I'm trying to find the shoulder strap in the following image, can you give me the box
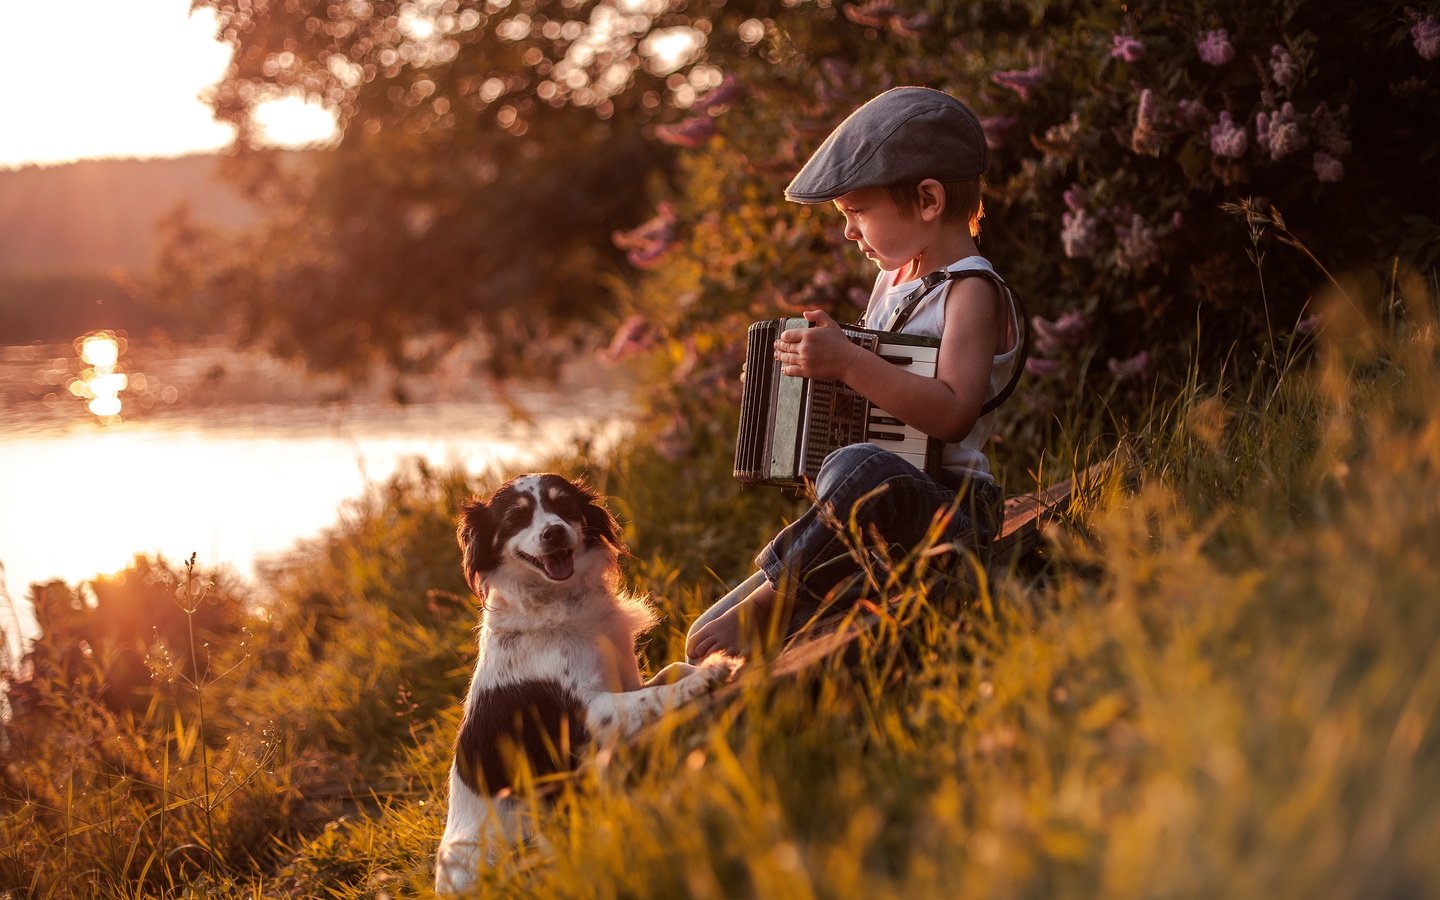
[876,268,1030,416]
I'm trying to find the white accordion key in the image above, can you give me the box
[866,407,930,466]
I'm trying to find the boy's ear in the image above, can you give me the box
[457,497,500,590]
[916,178,946,222]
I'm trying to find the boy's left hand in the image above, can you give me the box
[776,309,857,380]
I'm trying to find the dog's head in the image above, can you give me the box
[456,473,624,594]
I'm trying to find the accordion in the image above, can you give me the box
[733,317,943,488]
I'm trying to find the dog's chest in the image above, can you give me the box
[478,624,639,693]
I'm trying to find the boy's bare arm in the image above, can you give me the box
[776,278,1002,443]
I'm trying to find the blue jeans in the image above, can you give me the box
[687,444,1001,657]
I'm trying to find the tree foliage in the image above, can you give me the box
[167,0,774,375]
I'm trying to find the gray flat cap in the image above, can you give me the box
[785,86,987,204]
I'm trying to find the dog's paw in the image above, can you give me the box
[694,652,743,687]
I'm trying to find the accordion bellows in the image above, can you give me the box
[733,317,944,488]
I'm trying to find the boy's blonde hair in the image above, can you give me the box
[888,177,986,238]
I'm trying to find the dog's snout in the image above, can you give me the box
[540,523,568,547]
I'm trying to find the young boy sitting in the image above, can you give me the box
[686,86,1023,660]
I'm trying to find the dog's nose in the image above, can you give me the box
[540,524,568,547]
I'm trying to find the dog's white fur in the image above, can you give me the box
[435,474,736,894]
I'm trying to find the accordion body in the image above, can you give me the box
[733,317,943,488]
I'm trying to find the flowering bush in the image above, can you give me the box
[610,0,1440,469]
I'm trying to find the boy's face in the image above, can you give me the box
[832,186,929,274]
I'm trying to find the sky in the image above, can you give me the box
[0,0,338,169]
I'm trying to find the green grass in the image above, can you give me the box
[4,272,1440,898]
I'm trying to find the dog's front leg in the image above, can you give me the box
[435,771,524,895]
[643,660,701,686]
[588,654,738,741]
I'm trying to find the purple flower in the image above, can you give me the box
[1107,350,1153,381]
[1131,88,1162,154]
[1312,151,1344,183]
[1256,102,1307,161]
[1209,111,1248,159]
[654,115,715,148]
[1060,208,1100,259]
[1110,34,1146,63]
[1411,12,1440,60]
[991,66,1046,100]
[1025,357,1063,378]
[601,314,654,362]
[1113,214,1158,271]
[1196,29,1235,66]
[1269,45,1300,88]
[980,114,1020,149]
[1295,313,1323,335]
[1176,98,1211,127]
[612,202,678,269]
[1062,182,1089,212]
[842,2,933,37]
[1032,310,1090,354]
[691,74,743,113]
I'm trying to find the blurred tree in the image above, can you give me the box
[161,0,778,377]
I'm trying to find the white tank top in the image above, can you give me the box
[862,255,1020,483]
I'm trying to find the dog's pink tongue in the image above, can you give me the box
[543,551,575,581]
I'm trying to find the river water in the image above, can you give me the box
[0,336,635,657]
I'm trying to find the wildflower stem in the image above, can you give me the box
[182,553,218,879]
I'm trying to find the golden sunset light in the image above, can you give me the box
[0,0,337,169]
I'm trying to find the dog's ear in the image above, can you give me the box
[457,496,500,590]
[574,479,626,554]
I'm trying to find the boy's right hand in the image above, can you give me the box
[776,309,859,380]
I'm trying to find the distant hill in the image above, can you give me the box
[0,154,259,272]
[0,155,264,343]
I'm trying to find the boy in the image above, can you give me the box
[686,86,1022,660]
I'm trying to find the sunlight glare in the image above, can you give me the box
[642,27,703,74]
[252,95,340,148]
[74,331,127,420]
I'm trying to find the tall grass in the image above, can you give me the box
[5,269,1440,897]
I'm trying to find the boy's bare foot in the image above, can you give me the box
[687,580,785,659]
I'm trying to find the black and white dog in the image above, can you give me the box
[435,473,736,894]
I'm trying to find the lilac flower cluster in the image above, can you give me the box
[691,74,743,114]
[1130,88,1162,155]
[1031,310,1091,355]
[1208,111,1248,159]
[991,66,1046,100]
[1312,151,1344,183]
[611,202,678,269]
[842,1,934,39]
[1107,350,1153,381]
[1176,98,1211,128]
[1060,184,1101,259]
[1196,29,1235,66]
[1112,213,1158,271]
[980,114,1019,149]
[1255,102,1308,161]
[1026,308,1091,379]
[1110,33,1145,63]
[654,116,716,148]
[1411,11,1440,60]
[1269,45,1301,88]
[601,314,654,363]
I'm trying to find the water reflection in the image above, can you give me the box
[0,337,635,657]
[71,331,129,421]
